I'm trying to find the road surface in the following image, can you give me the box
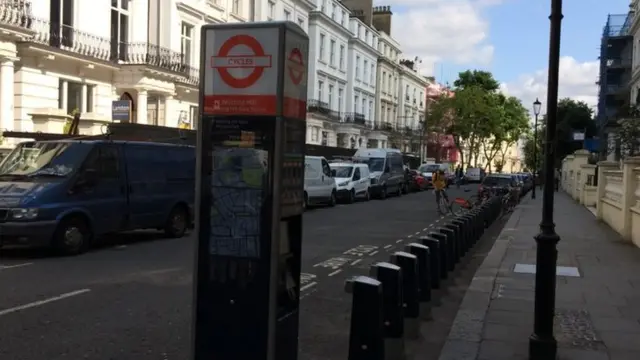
[0,186,475,360]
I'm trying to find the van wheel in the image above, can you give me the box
[348,189,355,203]
[53,216,91,256]
[164,205,188,238]
[329,191,337,207]
[303,192,309,211]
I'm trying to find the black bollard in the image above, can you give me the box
[451,218,468,257]
[390,251,420,339]
[438,227,457,271]
[443,222,462,266]
[405,243,432,320]
[369,262,404,360]
[460,213,476,246]
[419,236,442,305]
[428,231,449,283]
[345,276,385,360]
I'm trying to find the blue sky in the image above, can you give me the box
[382,0,632,108]
[485,0,630,85]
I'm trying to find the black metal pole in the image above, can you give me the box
[529,0,562,359]
[532,114,538,199]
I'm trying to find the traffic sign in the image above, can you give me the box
[203,27,280,116]
[211,34,273,89]
[287,48,304,85]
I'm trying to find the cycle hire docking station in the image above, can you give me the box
[192,21,309,360]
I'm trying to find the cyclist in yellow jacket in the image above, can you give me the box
[433,169,449,214]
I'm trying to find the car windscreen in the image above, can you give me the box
[354,157,385,172]
[482,176,513,187]
[0,141,91,178]
[331,166,353,178]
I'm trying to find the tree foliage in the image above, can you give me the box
[429,70,529,170]
[537,98,596,167]
[616,105,640,157]
[522,131,543,172]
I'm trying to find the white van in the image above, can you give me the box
[329,162,371,203]
[304,156,337,208]
[353,148,406,198]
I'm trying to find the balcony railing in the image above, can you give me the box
[29,19,113,61]
[343,112,366,125]
[121,43,186,73]
[374,122,395,131]
[307,99,341,121]
[178,65,199,86]
[0,0,33,30]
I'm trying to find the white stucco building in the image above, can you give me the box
[306,2,384,149]
[343,15,380,149]
[0,0,258,150]
[374,31,401,148]
[397,60,427,153]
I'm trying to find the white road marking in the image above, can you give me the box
[429,224,434,227]
[0,289,91,317]
[300,282,317,292]
[407,235,413,238]
[435,219,440,222]
[350,259,363,266]
[423,227,428,231]
[328,269,342,277]
[0,263,33,271]
[414,232,421,235]
[369,250,379,256]
[396,239,403,243]
[383,245,393,249]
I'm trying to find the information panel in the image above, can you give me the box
[209,116,274,258]
[280,118,305,218]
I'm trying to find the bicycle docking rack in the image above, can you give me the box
[344,195,504,360]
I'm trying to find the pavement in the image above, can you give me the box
[439,190,640,360]
[0,185,475,360]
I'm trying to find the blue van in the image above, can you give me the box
[0,140,195,255]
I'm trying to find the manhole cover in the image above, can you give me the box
[554,309,605,351]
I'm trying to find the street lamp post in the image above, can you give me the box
[529,0,563,359]
[532,98,541,200]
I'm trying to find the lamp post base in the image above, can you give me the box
[529,333,557,360]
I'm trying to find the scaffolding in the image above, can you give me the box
[596,12,634,157]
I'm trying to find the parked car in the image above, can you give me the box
[418,163,453,187]
[407,169,428,192]
[479,174,518,197]
[465,167,485,183]
[353,148,405,199]
[0,140,195,255]
[329,162,370,203]
[304,156,337,208]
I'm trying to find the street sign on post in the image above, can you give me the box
[192,22,309,360]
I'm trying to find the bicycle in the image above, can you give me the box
[435,189,454,215]
[501,190,518,216]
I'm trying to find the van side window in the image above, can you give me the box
[353,168,361,180]
[84,146,119,179]
[390,155,403,172]
[321,159,331,177]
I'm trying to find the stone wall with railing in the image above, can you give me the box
[561,151,640,247]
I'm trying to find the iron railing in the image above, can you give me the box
[308,99,341,121]
[343,112,366,125]
[121,42,185,73]
[28,19,113,61]
[0,0,33,30]
[178,65,199,86]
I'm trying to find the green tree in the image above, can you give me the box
[453,70,500,92]
[494,96,530,163]
[615,105,640,157]
[537,98,596,167]
[522,131,543,171]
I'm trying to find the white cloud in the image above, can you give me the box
[376,0,500,75]
[500,56,599,116]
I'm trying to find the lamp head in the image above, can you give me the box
[533,98,542,116]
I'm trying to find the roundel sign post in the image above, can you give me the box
[194,22,309,360]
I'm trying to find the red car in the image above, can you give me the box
[408,170,429,191]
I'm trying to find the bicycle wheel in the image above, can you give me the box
[439,196,454,215]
